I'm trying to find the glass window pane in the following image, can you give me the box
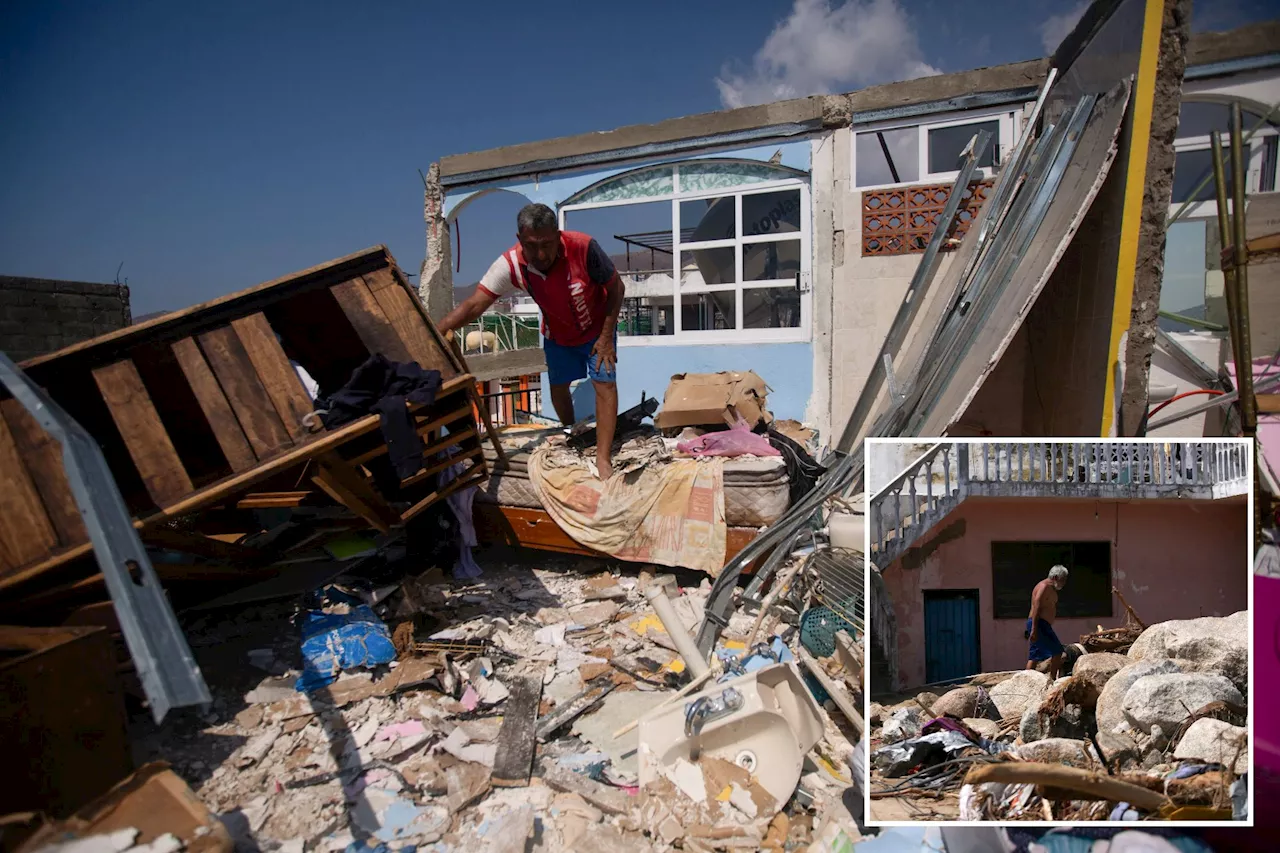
[855,127,918,186]
[742,190,802,238]
[743,240,801,282]
[1158,220,1207,333]
[927,119,999,173]
[681,292,736,331]
[1171,146,1231,203]
[563,201,672,338]
[1177,101,1232,139]
[679,160,800,193]
[570,165,673,204]
[680,196,734,242]
[681,248,735,288]
[743,287,800,329]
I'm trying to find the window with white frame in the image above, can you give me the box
[560,161,810,344]
[852,108,1020,189]
[1170,99,1278,210]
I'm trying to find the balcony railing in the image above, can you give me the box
[477,382,544,428]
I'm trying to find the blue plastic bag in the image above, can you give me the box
[296,604,396,693]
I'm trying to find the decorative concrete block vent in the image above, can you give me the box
[861,179,993,256]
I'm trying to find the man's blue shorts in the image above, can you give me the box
[1025,618,1064,662]
[544,332,617,386]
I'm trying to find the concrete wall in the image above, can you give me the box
[882,495,1250,688]
[543,341,813,423]
[0,276,131,363]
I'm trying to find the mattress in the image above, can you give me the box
[477,429,791,527]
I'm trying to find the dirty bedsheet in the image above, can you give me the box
[528,434,728,575]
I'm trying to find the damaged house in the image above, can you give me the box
[420,7,1280,447]
[866,440,1251,690]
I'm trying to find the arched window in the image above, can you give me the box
[558,159,811,345]
[1172,97,1278,205]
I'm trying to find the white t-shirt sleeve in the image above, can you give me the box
[477,255,516,299]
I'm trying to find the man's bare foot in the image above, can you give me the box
[597,456,613,481]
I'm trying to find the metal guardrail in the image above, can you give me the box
[478,384,545,427]
[459,313,540,354]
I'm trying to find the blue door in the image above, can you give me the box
[923,590,981,684]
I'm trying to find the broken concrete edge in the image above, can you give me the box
[435,23,1277,186]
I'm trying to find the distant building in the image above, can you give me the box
[0,275,131,362]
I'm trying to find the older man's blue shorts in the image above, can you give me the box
[1025,618,1064,662]
[544,333,616,386]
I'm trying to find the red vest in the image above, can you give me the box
[502,230,608,346]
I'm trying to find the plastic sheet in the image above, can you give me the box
[677,418,781,458]
[296,605,397,692]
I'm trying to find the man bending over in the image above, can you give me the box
[438,203,625,479]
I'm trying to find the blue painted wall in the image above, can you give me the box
[541,341,813,423]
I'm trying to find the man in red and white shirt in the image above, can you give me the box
[439,203,625,479]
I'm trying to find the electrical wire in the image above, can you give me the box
[1146,389,1225,421]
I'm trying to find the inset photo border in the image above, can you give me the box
[862,438,1254,827]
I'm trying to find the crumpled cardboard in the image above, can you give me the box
[653,371,772,430]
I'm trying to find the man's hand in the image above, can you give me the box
[591,334,617,374]
[1029,629,1039,642]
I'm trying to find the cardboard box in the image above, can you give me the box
[653,371,772,430]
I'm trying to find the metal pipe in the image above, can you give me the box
[1146,371,1280,430]
[1210,130,1246,403]
[645,585,710,678]
[1229,103,1257,436]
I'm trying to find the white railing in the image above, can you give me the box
[967,442,1250,491]
[870,442,968,563]
[459,313,540,354]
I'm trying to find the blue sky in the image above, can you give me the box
[2,0,1277,316]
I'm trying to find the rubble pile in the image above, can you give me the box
[867,611,1250,822]
[127,555,867,852]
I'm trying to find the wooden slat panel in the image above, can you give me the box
[0,413,60,571]
[361,267,400,293]
[91,359,193,506]
[311,453,398,533]
[330,278,413,362]
[197,326,292,459]
[0,399,87,547]
[366,276,452,374]
[231,313,313,442]
[171,337,257,472]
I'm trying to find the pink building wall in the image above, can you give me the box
[882,496,1250,689]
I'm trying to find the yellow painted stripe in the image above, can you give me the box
[1099,0,1167,436]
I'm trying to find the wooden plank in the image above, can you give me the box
[367,276,451,373]
[236,491,312,509]
[197,326,292,459]
[347,404,472,466]
[91,359,193,506]
[398,466,489,523]
[399,445,483,490]
[1257,393,1280,414]
[360,266,401,293]
[311,453,398,533]
[230,312,313,441]
[0,413,60,571]
[0,399,87,547]
[491,673,544,788]
[140,527,264,565]
[330,278,413,362]
[0,375,478,594]
[171,337,258,472]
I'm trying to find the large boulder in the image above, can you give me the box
[914,692,941,711]
[1019,706,1042,743]
[1122,673,1245,735]
[1128,612,1248,697]
[989,670,1050,720]
[930,686,995,719]
[1093,731,1145,772]
[1096,659,1183,735]
[1173,718,1248,774]
[1072,653,1130,695]
[1014,738,1093,767]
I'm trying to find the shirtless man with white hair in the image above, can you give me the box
[1026,564,1069,679]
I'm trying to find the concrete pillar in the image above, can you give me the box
[1119,0,1192,435]
[418,162,454,323]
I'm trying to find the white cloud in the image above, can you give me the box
[1039,0,1090,54]
[715,0,941,109]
